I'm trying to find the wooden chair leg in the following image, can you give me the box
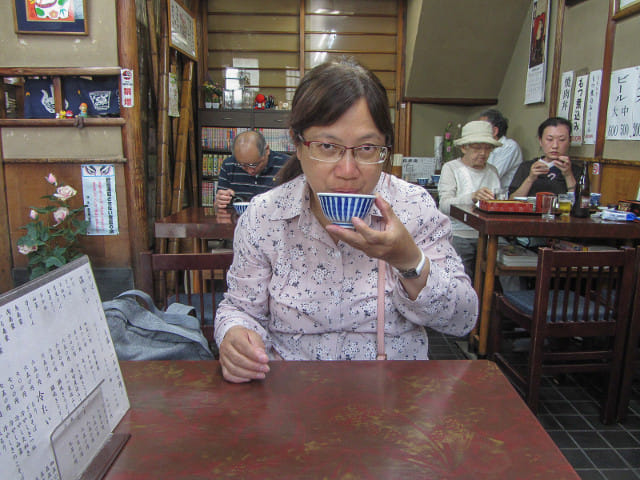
[526,331,546,413]
[488,295,502,358]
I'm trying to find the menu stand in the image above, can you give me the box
[0,257,130,480]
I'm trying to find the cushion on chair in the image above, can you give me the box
[503,290,608,321]
[168,292,225,325]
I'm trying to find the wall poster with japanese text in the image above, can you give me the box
[81,164,119,236]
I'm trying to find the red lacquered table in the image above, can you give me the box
[106,360,579,479]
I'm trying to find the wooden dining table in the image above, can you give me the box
[154,205,237,241]
[450,204,640,357]
[105,360,579,479]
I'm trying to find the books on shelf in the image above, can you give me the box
[202,153,224,177]
[497,244,539,267]
[201,179,217,207]
[201,126,295,152]
[201,127,251,150]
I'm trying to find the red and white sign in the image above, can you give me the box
[121,68,134,108]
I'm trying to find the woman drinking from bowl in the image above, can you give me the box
[508,117,584,198]
[214,58,477,383]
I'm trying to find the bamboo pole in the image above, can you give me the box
[117,0,150,287]
[170,61,194,215]
[155,7,171,224]
[188,118,199,208]
[146,0,159,102]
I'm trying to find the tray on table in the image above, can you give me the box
[476,200,537,214]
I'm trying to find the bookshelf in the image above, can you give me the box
[198,109,295,206]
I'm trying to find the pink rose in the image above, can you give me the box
[53,207,69,225]
[45,173,57,185]
[29,209,38,220]
[18,244,38,255]
[445,133,451,139]
[53,185,77,201]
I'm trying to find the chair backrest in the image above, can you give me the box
[139,251,234,342]
[532,247,636,336]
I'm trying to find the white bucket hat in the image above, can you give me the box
[453,120,503,147]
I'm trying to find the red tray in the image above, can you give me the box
[477,200,536,213]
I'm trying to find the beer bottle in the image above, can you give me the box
[571,162,590,218]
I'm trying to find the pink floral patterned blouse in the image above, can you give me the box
[214,172,478,360]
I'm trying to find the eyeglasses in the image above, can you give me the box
[233,161,262,169]
[300,138,389,165]
[465,144,495,153]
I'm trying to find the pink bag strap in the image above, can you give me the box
[376,258,387,360]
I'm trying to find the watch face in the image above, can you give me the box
[399,268,419,279]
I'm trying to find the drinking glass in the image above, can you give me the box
[493,187,508,200]
[540,194,556,220]
[557,193,573,216]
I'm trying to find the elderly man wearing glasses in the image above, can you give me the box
[438,120,502,279]
[214,130,289,209]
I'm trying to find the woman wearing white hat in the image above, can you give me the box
[438,120,502,279]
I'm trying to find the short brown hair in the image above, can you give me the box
[277,58,393,184]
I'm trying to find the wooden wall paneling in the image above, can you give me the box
[299,0,306,79]
[117,0,149,286]
[599,163,640,206]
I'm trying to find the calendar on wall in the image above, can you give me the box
[0,256,129,480]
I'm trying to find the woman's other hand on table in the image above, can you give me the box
[219,326,270,383]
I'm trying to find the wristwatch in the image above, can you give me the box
[396,250,426,279]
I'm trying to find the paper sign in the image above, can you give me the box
[82,164,119,236]
[558,71,574,119]
[583,70,602,145]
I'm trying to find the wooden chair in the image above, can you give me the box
[139,250,234,348]
[616,246,640,422]
[489,246,636,424]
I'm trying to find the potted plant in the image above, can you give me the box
[17,173,89,280]
[202,81,222,109]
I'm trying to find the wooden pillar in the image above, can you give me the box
[0,133,12,291]
[117,0,149,287]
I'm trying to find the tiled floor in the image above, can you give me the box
[426,328,640,480]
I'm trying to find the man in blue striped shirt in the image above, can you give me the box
[215,131,289,209]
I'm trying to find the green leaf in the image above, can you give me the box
[29,265,47,280]
[45,256,66,269]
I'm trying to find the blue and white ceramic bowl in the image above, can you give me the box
[317,193,376,229]
[233,202,250,216]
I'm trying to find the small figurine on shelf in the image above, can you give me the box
[266,95,275,109]
[254,93,266,110]
[65,110,74,119]
[77,102,88,117]
[57,110,67,119]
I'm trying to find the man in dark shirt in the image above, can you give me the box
[215,130,289,209]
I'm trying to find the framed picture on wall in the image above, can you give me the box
[13,0,88,35]
[168,0,197,61]
[614,0,640,19]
